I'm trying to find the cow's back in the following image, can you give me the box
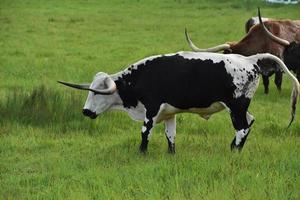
[115,54,239,110]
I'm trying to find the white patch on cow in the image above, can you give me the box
[112,101,146,121]
[188,103,226,120]
[165,116,176,144]
[142,126,147,133]
[84,89,119,115]
[235,129,249,145]
[154,102,226,123]
[83,91,94,111]
[246,112,255,126]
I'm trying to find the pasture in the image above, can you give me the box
[1,0,300,199]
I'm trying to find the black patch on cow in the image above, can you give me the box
[115,54,237,113]
[115,78,138,108]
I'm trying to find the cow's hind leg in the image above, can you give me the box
[227,97,253,151]
[164,116,176,154]
[262,75,269,94]
[274,71,282,92]
[296,70,300,82]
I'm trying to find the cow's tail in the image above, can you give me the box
[251,53,300,127]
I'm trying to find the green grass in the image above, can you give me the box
[1,0,300,199]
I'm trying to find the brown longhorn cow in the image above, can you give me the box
[259,15,300,82]
[185,8,300,94]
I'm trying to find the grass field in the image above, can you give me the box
[1,0,300,199]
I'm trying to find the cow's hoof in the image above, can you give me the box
[230,139,243,152]
[264,89,269,94]
[139,145,147,154]
[168,145,176,154]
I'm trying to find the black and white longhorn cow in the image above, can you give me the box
[58,51,299,154]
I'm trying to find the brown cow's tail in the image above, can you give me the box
[251,53,300,127]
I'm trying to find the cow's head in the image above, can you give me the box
[58,72,117,119]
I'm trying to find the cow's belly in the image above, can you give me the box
[156,102,226,123]
[121,101,226,123]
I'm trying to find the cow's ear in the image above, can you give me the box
[103,76,112,88]
[102,76,117,94]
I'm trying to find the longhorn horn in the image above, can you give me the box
[58,79,116,95]
[57,81,90,90]
[185,28,230,52]
[258,7,290,46]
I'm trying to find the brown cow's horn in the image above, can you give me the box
[185,28,230,52]
[258,7,290,46]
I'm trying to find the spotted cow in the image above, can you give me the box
[58,51,299,154]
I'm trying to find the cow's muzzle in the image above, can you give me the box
[82,109,97,119]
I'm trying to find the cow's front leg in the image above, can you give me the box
[164,116,176,154]
[139,117,155,153]
[274,71,283,92]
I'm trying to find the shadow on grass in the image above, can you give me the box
[0,85,101,134]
